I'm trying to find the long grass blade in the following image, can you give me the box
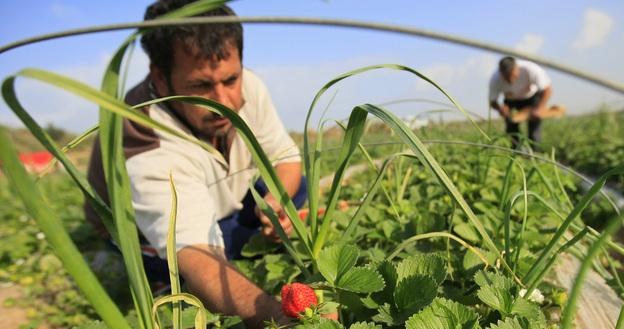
[524,165,624,285]
[152,293,208,329]
[1,77,114,239]
[37,124,99,180]
[250,187,308,273]
[342,153,415,240]
[499,158,515,211]
[386,232,490,267]
[0,128,131,329]
[326,118,402,223]
[99,38,154,329]
[167,173,182,329]
[616,304,624,329]
[524,228,589,297]
[312,107,368,256]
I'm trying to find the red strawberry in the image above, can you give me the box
[280,283,318,318]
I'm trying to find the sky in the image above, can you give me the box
[0,0,623,133]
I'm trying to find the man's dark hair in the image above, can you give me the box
[141,0,243,79]
[499,56,516,78]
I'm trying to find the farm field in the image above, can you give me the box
[0,1,623,328]
[1,109,622,329]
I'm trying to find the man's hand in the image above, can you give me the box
[498,104,511,119]
[255,193,293,243]
[530,105,546,119]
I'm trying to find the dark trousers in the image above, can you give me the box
[504,91,543,150]
[218,177,308,260]
[109,177,307,289]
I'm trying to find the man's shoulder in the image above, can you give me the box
[516,60,543,73]
[489,70,502,85]
[125,77,152,106]
[242,68,269,100]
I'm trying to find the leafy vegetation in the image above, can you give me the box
[1,102,622,329]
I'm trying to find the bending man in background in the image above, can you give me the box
[489,56,553,150]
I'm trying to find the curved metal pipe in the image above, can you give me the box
[1,16,623,94]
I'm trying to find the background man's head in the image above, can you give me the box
[141,0,245,140]
[499,56,520,83]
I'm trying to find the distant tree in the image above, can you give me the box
[44,123,67,141]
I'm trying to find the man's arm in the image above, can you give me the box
[489,75,509,118]
[275,161,302,198]
[178,244,287,329]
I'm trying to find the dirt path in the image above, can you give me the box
[0,284,32,329]
[553,253,623,328]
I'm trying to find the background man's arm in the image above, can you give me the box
[533,85,552,114]
[490,100,510,118]
[178,244,287,329]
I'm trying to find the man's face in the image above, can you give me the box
[503,66,521,84]
[151,41,243,140]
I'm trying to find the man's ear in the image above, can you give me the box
[149,64,168,96]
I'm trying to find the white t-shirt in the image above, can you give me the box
[489,60,551,102]
[125,69,300,258]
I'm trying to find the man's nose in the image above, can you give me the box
[212,84,230,107]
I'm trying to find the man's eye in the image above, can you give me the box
[223,77,238,86]
[191,83,213,90]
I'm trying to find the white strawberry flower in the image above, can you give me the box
[519,288,545,304]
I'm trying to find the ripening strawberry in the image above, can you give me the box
[280,282,318,318]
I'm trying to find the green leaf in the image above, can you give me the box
[405,297,480,329]
[510,298,536,319]
[317,244,359,285]
[476,285,514,315]
[462,248,497,274]
[318,302,340,315]
[371,303,395,325]
[475,271,516,315]
[240,229,280,257]
[510,298,545,326]
[348,322,381,329]
[396,254,447,285]
[336,267,385,293]
[454,223,481,244]
[220,316,245,329]
[372,260,398,304]
[486,317,530,329]
[474,271,515,291]
[394,275,437,314]
[297,318,344,329]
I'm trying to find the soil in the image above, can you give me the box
[0,283,48,329]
